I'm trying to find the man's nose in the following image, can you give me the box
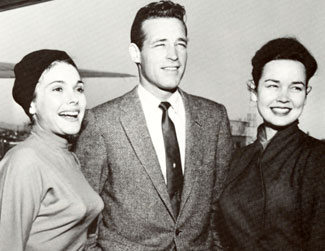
[166,45,178,61]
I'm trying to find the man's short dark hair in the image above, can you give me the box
[251,37,317,87]
[130,0,187,50]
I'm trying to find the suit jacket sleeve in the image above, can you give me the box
[211,104,233,250]
[74,109,107,251]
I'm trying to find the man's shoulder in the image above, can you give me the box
[182,90,227,113]
[89,87,138,117]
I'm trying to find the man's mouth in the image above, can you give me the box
[162,66,179,71]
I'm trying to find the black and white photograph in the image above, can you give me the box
[0,0,324,250]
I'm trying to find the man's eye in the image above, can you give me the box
[177,43,187,48]
[154,43,165,47]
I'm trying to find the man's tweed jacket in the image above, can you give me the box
[75,86,233,251]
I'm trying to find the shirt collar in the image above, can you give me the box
[167,89,183,115]
[257,124,269,149]
[137,84,183,112]
[257,121,300,150]
[138,84,161,111]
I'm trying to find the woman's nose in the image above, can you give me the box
[277,88,289,103]
[68,91,79,104]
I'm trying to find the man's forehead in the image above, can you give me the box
[142,17,187,40]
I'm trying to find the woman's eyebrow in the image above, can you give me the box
[264,79,279,83]
[292,81,305,85]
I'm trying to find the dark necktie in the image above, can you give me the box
[159,102,183,218]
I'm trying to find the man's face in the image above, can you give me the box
[138,17,188,100]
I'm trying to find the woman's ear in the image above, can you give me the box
[304,86,312,105]
[247,80,258,102]
[129,43,141,64]
[306,86,312,95]
[29,101,36,115]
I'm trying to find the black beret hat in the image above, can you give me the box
[13,49,76,119]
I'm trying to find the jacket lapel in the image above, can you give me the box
[119,87,174,218]
[179,90,204,213]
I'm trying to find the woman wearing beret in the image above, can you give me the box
[217,37,325,250]
[0,50,103,250]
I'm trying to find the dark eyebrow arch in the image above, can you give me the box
[152,38,167,44]
[47,80,84,86]
[152,38,188,44]
[47,80,65,86]
[264,79,279,83]
[292,81,305,86]
[178,38,188,43]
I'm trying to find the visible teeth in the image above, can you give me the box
[60,111,78,117]
[271,107,290,114]
[163,67,178,70]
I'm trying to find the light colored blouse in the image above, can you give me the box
[0,124,104,251]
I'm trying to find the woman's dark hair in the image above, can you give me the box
[130,0,187,50]
[251,37,317,88]
[13,49,77,120]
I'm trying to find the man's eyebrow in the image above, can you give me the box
[151,38,188,44]
[178,37,188,43]
[152,38,167,43]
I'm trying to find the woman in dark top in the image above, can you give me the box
[217,37,325,250]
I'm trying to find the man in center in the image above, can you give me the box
[75,1,233,250]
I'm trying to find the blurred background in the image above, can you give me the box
[0,0,324,158]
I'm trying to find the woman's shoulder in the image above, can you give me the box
[298,130,325,155]
[1,139,43,176]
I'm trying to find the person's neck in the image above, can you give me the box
[139,83,177,101]
[263,121,298,141]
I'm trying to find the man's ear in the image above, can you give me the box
[29,101,36,115]
[129,43,141,64]
[247,80,258,102]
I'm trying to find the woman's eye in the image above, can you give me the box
[53,87,63,92]
[267,84,278,88]
[76,87,85,93]
[292,86,303,91]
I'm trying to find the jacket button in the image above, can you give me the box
[175,229,182,236]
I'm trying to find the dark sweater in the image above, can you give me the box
[217,122,325,251]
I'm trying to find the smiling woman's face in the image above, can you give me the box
[252,59,308,131]
[29,61,86,136]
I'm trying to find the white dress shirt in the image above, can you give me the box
[138,84,186,183]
